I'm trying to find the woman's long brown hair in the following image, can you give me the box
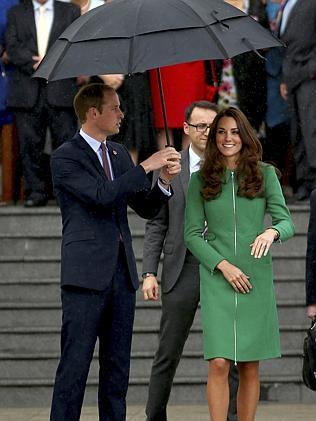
[201,107,263,200]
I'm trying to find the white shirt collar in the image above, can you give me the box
[32,0,54,11]
[80,128,105,153]
[189,145,202,174]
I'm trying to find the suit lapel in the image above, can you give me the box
[180,149,190,200]
[106,142,121,178]
[48,1,62,48]
[77,135,105,178]
[25,0,37,47]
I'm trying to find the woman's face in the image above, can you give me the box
[215,116,242,166]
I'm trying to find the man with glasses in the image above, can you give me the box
[142,101,238,421]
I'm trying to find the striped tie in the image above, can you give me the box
[100,142,112,180]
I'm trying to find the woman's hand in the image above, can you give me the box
[217,260,252,293]
[250,228,278,259]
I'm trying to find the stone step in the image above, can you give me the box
[0,297,308,327]
[1,374,315,408]
[0,326,203,354]
[0,232,307,260]
[0,204,308,231]
[0,323,308,354]
[0,349,303,381]
[0,207,146,235]
[0,232,145,257]
[0,273,306,303]
[0,252,307,280]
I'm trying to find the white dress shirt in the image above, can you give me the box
[189,145,203,176]
[80,129,114,179]
[32,0,54,36]
[280,0,298,35]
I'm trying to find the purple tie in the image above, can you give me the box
[101,142,112,180]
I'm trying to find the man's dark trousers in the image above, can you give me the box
[50,244,135,421]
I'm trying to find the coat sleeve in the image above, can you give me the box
[264,164,295,241]
[142,171,169,275]
[306,190,316,305]
[184,172,225,272]
[51,144,171,219]
[5,8,35,75]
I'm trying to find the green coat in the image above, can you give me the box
[184,164,295,362]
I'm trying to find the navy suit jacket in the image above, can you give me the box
[51,134,172,291]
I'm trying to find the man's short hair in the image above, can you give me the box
[74,83,116,124]
[184,100,219,122]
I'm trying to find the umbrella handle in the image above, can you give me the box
[156,68,171,147]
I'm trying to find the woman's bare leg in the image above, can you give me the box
[237,361,260,421]
[207,358,230,421]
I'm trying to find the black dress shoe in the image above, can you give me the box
[24,196,48,207]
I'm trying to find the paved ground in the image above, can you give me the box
[1,404,316,421]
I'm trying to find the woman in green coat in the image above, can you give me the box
[184,107,294,421]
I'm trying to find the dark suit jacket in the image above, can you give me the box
[51,134,172,291]
[142,149,190,293]
[281,0,316,92]
[5,0,80,108]
[306,189,316,305]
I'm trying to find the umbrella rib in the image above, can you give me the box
[48,42,72,81]
[174,1,231,58]
[242,38,265,60]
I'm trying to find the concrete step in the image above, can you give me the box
[1,373,316,408]
[274,277,305,301]
[0,233,145,257]
[0,349,303,382]
[0,326,203,354]
[0,297,307,327]
[0,252,307,280]
[0,207,146,235]
[0,323,307,355]
[0,275,306,303]
[0,232,306,260]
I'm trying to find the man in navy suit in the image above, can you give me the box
[49,83,181,421]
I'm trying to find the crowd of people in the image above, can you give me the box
[1,0,316,205]
[0,1,315,421]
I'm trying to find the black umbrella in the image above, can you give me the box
[34,0,282,145]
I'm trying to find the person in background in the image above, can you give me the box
[142,101,239,421]
[218,0,267,133]
[279,0,316,201]
[263,0,294,200]
[305,189,316,320]
[149,61,212,151]
[185,107,294,421]
[0,0,19,128]
[49,83,181,421]
[5,0,80,207]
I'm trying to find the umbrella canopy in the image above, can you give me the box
[34,0,282,81]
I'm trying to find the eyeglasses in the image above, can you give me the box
[186,123,212,133]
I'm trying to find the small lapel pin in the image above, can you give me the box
[113,150,118,155]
